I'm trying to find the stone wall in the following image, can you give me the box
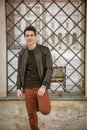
[0,101,87,130]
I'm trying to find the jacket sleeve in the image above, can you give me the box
[16,51,22,90]
[42,48,53,89]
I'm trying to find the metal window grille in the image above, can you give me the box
[6,0,86,97]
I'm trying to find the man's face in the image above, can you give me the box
[24,30,36,46]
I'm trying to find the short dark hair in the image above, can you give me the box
[24,25,36,36]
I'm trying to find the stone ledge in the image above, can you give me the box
[0,95,87,101]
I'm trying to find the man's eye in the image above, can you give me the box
[30,34,34,37]
[25,35,29,37]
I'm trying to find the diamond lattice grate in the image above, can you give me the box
[6,0,86,96]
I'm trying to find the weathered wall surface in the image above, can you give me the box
[0,101,87,130]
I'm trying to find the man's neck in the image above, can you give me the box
[28,43,37,50]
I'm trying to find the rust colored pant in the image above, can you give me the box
[25,88,51,130]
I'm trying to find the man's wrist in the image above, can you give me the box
[41,85,46,89]
[17,89,21,91]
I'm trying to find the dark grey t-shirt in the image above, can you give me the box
[24,49,41,88]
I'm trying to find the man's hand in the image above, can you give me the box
[17,89,24,100]
[37,86,46,97]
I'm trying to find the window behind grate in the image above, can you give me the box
[6,0,86,98]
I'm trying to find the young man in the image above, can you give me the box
[17,25,53,130]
